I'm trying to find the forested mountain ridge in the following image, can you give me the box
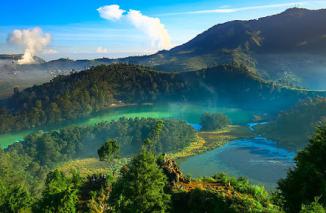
[172,8,326,54]
[2,8,326,95]
[128,8,326,88]
[0,63,324,133]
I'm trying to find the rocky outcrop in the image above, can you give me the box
[158,155,189,186]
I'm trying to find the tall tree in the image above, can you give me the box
[111,149,170,212]
[278,123,326,213]
[98,140,120,163]
[39,170,80,213]
[144,120,164,152]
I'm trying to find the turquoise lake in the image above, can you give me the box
[179,136,296,189]
[0,103,254,148]
[0,103,296,188]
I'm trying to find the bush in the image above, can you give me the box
[111,149,170,212]
[300,198,325,213]
[200,113,230,131]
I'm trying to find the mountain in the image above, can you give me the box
[127,8,326,89]
[46,8,326,89]
[1,7,326,98]
[0,64,324,134]
[0,54,50,98]
[0,54,45,64]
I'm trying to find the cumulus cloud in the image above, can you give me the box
[8,27,51,64]
[126,10,171,50]
[96,46,109,53]
[97,5,125,21]
[98,5,171,50]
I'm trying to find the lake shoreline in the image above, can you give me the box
[0,103,256,148]
[169,125,255,160]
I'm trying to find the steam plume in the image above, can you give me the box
[8,27,51,64]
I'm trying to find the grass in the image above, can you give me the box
[167,134,206,159]
[168,125,254,160]
[57,158,129,177]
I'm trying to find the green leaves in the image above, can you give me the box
[98,139,120,162]
[111,149,170,212]
[278,123,326,212]
[39,170,80,213]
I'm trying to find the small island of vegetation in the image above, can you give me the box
[200,112,230,131]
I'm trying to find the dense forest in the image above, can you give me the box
[1,118,195,197]
[0,63,323,134]
[257,98,326,149]
[1,120,326,212]
[7,117,196,163]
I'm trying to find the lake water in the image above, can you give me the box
[0,103,254,148]
[178,136,296,189]
[0,103,295,189]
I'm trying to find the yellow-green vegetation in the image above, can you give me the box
[57,158,129,177]
[167,134,206,159]
[172,173,281,212]
[168,125,254,159]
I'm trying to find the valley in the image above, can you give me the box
[0,102,296,189]
[1,4,326,212]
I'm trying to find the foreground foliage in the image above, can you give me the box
[172,173,280,212]
[111,149,171,212]
[1,118,326,212]
[278,123,326,212]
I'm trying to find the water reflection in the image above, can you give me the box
[179,137,296,189]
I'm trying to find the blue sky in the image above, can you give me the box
[1,0,326,60]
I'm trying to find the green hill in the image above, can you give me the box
[0,64,323,133]
[257,98,326,149]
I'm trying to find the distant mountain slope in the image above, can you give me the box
[0,64,324,134]
[2,8,326,96]
[131,8,326,89]
[174,8,326,54]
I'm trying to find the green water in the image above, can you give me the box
[0,103,254,148]
[178,137,295,189]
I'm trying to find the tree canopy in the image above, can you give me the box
[111,149,170,212]
[200,112,230,131]
[278,123,326,212]
[98,140,120,162]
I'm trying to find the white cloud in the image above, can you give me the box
[162,2,308,16]
[98,5,172,50]
[97,5,125,21]
[126,10,171,50]
[8,27,51,64]
[43,48,58,54]
[96,46,109,53]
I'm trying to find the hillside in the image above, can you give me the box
[257,98,326,149]
[132,8,326,89]
[0,63,324,133]
[0,64,324,132]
